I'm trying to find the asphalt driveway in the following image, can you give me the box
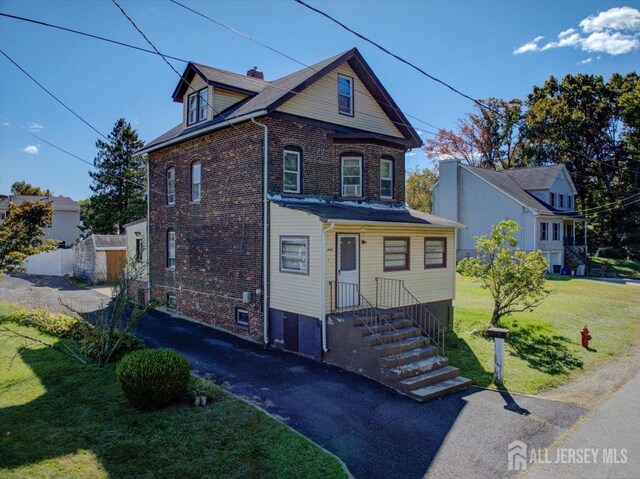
[0,274,588,479]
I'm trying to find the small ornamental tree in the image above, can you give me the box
[457,220,550,326]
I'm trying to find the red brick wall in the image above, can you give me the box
[148,115,407,341]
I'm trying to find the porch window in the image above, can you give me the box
[283,149,301,193]
[191,161,201,202]
[540,222,548,241]
[166,167,176,205]
[280,236,309,274]
[337,74,353,116]
[553,222,560,241]
[167,229,176,269]
[424,238,446,269]
[341,156,362,197]
[380,158,393,199]
[550,192,556,207]
[384,237,410,271]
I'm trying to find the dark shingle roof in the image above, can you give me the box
[0,195,79,212]
[503,164,565,190]
[93,234,126,250]
[273,200,464,228]
[191,63,268,94]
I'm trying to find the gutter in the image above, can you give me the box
[323,219,466,229]
[319,221,335,353]
[134,110,267,157]
[251,118,269,345]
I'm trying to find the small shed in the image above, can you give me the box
[73,234,127,283]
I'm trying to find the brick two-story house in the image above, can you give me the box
[136,48,470,400]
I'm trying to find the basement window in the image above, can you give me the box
[236,308,249,326]
[167,293,177,309]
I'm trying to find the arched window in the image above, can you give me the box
[167,229,176,268]
[166,167,176,205]
[191,161,201,202]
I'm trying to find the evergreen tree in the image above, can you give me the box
[86,119,145,234]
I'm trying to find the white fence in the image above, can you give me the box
[23,248,74,276]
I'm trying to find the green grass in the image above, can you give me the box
[447,274,640,395]
[0,306,346,479]
[590,257,640,279]
[66,276,91,288]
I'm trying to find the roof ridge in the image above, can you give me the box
[191,61,269,85]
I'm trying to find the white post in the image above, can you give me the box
[494,337,505,384]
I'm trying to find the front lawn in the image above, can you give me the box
[447,274,640,395]
[590,257,640,279]
[0,304,346,479]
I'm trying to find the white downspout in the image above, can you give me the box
[319,221,335,353]
[252,118,269,345]
[146,159,151,300]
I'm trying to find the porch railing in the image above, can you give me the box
[375,277,446,352]
[329,281,403,353]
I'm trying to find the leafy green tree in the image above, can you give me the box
[86,119,145,234]
[0,200,59,272]
[10,181,51,196]
[406,167,437,212]
[457,220,550,326]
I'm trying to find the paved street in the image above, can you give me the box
[1,274,590,479]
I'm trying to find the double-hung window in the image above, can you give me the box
[559,194,564,209]
[283,149,301,193]
[384,238,410,271]
[280,236,308,274]
[567,195,573,210]
[167,167,176,205]
[550,192,556,208]
[380,159,393,199]
[540,222,548,241]
[167,229,176,269]
[553,223,560,241]
[337,74,353,116]
[187,88,208,125]
[341,156,362,197]
[191,161,201,202]
[135,238,143,263]
[424,238,447,269]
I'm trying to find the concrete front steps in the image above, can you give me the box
[359,316,472,401]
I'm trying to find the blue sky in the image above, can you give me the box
[1,0,638,200]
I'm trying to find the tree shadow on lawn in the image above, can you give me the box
[445,331,494,388]
[505,320,584,375]
[0,343,337,479]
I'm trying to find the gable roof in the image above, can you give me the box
[0,195,79,212]
[462,165,584,219]
[92,234,126,250]
[139,48,421,155]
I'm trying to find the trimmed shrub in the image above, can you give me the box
[595,247,627,260]
[187,376,223,402]
[116,349,190,410]
[5,308,84,339]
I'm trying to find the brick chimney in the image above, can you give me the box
[246,66,264,80]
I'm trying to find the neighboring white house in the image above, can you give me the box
[123,218,148,304]
[0,194,81,247]
[431,159,587,272]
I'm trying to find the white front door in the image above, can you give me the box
[337,234,359,308]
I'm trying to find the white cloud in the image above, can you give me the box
[515,6,640,57]
[406,151,417,157]
[1,121,10,127]
[513,36,545,54]
[23,145,39,154]
[26,122,44,133]
[579,6,640,33]
[576,57,593,65]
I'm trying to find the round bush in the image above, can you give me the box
[116,349,190,410]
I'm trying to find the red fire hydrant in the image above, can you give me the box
[581,327,592,348]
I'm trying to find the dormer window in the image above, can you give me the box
[187,88,208,126]
[568,195,573,210]
[338,74,353,116]
[550,192,556,208]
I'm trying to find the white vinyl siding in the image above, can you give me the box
[276,62,403,139]
[214,89,248,113]
[283,150,301,193]
[380,159,393,198]
[341,156,362,197]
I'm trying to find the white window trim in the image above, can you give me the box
[191,161,201,202]
[280,236,309,275]
[380,158,393,199]
[552,222,560,241]
[283,150,301,194]
[187,88,208,126]
[341,156,362,197]
[198,89,208,122]
[167,167,176,205]
[540,222,548,241]
[337,74,353,116]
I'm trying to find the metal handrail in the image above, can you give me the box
[329,281,404,361]
[375,277,446,352]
